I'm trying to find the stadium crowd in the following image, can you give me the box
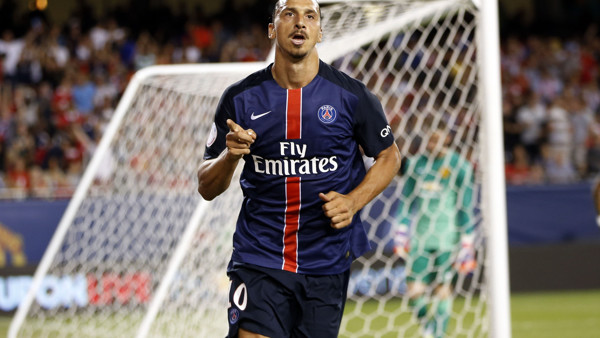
[0,1,599,199]
[0,1,272,199]
[501,27,600,185]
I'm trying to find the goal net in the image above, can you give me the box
[10,1,509,337]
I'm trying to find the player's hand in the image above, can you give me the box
[225,119,256,160]
[393,226,410,259]
[319,191,357,229]
[455,238,477,274]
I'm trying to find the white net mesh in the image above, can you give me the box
[11,68,255,337]
[12,1,490,337]
[325,1,487,337]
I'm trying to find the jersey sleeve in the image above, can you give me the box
[203,87,236,160]
[352,87,394,158]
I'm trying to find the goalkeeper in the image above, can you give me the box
[394,120,476,338]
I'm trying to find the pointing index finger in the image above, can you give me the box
[226,119,240,132]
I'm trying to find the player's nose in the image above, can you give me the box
[294,16,306,29]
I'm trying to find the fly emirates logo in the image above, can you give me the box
[252,141,338,176]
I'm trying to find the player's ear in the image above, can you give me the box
[318,27,322,42]
[268,23,276,40]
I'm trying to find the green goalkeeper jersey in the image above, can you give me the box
[397,150,474,251]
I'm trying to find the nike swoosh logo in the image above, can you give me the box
[251,111,272,120]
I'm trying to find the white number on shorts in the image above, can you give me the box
[233,283,248,311]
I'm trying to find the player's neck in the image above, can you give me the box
[271,51,320,89]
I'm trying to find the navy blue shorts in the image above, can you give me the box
[226,262,350,338]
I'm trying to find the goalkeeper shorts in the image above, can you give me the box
[226,262,350,338]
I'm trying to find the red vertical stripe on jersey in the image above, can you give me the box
[283,177,301,272]
[283,88,302,272]
[286,88,302,139]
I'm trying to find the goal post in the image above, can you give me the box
[10,1,510,337]
[476,0,511,337]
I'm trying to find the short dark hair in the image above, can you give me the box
[270,0,322,23]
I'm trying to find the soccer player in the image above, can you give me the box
[196,0,401,337]
[394,120,476,338]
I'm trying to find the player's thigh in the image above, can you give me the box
[292,270,350,338]
[238,328,269,338]
[227,265,296,338]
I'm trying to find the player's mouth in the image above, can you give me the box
[290,32,307,45]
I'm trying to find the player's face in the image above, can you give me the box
[269,0,322,59]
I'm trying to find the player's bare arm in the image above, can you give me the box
[197,119,256,200]
[320,143,401,229]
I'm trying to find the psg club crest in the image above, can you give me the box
[229,308,240,324]
[317,105,337,124]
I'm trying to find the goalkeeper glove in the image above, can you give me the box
[393,225,410,259]
[455,235,477,274]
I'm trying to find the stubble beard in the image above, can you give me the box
[281,43,313,61]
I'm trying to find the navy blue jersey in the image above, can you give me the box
[204,60,394,274]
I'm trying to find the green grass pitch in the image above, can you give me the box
[1,289,599,337]
[509,289,600,338]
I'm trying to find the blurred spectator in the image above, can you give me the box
[187,20,213,56]
[0,136,6,173]
[543,145,578,184]
[90,18,125,52]
[545,96,574,169]
[568,92,595,176]
[15,31,43,85]
[41,26,68,87]
[505,144,544,185]
[0,30,25,84]
[71,71,96,115]
[515,90,546,164]
[133,32,157,70]
[0,171,6,196]
[538,67,563,104]
[582,80,600,113]
[502,97,522,160]
[28,164,50,198]
[174,36,201,64]
[52,75,81,129]
[0,104,13,152]
[6,156,29,198]
[46,155,71,197]
[92,73,117,109]
[7,120,36,166]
